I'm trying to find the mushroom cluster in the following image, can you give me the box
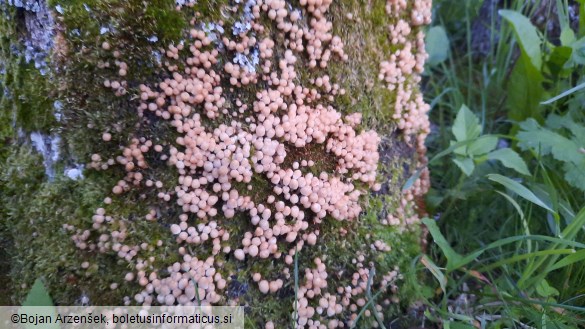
[68,0,432,326]
[379,0,432,227]
[133,254,228,306]
[292,257,402,329]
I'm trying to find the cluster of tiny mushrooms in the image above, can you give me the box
[67,0,432,327]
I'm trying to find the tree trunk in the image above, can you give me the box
[0,0,432,327]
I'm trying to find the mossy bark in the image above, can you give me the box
[0,0,430,327]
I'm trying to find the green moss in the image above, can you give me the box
[52,0,187,47]
[325,1,396,131]
[0,8,56,138]
[0,146,46,305]
[193,0,231,22]
[0,152,180,305]
[0,146,117,304]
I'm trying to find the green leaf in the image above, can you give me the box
[547,46,572,75]
[570,36,585,65]
[564,163,585,194]
[499,9,546,122]
[487,148,531,175]
[422,218,465,272]
[518,115,585,193]
[561,27,576,46]
[22,278,54,306]
[452,105,481,142]
[518,118,584,164]
[487,174,554,212]
[536,279,560,298]
[426,26,450,66]
[495,190,531,237]
[21,278,59,329]
[506,55,545,123]
[429,139,477,165]
[558,0,576,46]
[420,255,446,295]
[547,113,585,144]
[467,135,498,156]
[453,157,475,176]
[499,10,543,69]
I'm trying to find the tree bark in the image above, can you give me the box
[0,1,432,327]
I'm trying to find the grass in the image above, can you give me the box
[420,0,585,327]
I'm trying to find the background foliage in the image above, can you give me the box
[420,0,585,327]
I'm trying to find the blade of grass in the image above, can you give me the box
[478,249,576,272]
[549,249,585,271]
[421,254,447,294]
[519,207,585,289]
[364,267,387,329]
[351,268,395,329]
[291,245,299,328]
[422,218,465,272]
[541,81,585,105]
[488,174,554,212]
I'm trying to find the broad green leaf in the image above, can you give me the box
[487,148,531,175]
[561,27,576,46]
[570,36,585,65]
[518,119,583,163]
[499,10,543,69]
[547,46,572,75]
[536,279,560,298]
[506,55,545,123]
[487,174,554,212]
[452,105,481,142]
[518,115,585,193]
[546,113,585,144]
[21,278,59,329]
[422,218,465,272]
[467,135,498,156]
[426,26,450,66]
[22,278,54,306]
[451,140,467,156]
[564,163,585,193]
[453,157,474,176]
